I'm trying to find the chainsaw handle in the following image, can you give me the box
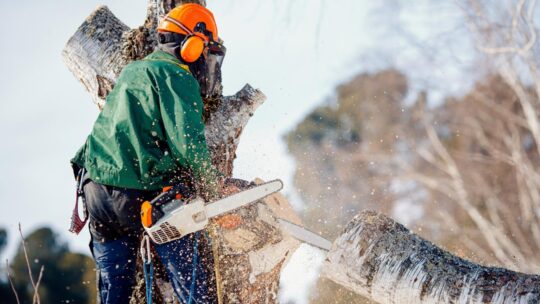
[150,182,192,207]
[141,182,193,228]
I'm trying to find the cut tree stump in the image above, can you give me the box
[322,210,540,304]
[210,178,302,303]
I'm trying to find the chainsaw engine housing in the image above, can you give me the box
[144,197,208,244]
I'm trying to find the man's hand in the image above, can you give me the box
[221,184,240,196]
[218,179,241,196]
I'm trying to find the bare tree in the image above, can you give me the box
[6,224,45,304]
[396,0,540,273]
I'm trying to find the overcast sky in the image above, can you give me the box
[0,1,472,303]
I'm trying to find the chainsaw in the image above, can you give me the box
[140,179,333,251]
[141,180,283,244]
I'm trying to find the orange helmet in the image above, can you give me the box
[157,4,219,62]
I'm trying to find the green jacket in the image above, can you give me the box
[72,50,221,194]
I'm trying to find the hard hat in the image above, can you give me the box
[157,4,219,62]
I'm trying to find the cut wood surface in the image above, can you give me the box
[62,6,128,108]
[210,178,301,303]
[322,210,540,304]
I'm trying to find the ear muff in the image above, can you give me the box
[180,35,205,63]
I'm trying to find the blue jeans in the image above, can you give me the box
[154,232,216,304]
[85,179,216,304]
[91,234,215,304]
[91,237,139,303]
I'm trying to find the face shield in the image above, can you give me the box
[200,40,226,99]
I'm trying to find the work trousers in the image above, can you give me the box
[83,179,216,304]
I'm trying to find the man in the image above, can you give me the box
[71,4,227,303]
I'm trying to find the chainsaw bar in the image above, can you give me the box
[206,179,283,218]
[277,219,332,251]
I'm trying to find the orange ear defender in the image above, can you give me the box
[180,35,205,63]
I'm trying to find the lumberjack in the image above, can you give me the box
[70,4,234,303]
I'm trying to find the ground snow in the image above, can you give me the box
[279,243,326,304]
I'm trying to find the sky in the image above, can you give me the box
[0,1,473,303]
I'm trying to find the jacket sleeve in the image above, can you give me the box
[157,71,222,198]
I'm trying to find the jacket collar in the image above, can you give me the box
[145,49,183,63]
[145,50,191,74]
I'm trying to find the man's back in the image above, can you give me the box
[72,50,219,192]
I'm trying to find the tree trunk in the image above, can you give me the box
[63,1,299,303]
[210,178,302,303]
[322,210,540,303]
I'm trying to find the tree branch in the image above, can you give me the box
[5,259,21,304]
[322,210,540,304]
[18,224,40,303]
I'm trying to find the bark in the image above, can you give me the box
[62,6,128,107]
[63,2,297,303]
[205,86,266,176]
[322,210,540,304]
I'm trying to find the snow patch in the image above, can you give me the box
[279,244,326,304]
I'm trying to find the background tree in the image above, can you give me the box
[0,229,6,254]
[0,228,15,304]
[288,0,540,302]
[1,227,96,304]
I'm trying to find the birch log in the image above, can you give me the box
[322,210,540,304]
[63,1,299,303]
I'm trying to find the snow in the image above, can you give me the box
[279,244,326,304]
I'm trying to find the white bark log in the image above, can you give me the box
[62,6,128,108]
[322,210,540,304]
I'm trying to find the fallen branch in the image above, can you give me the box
[322,210,540,304]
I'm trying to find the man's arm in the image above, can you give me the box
[158,71,223,199]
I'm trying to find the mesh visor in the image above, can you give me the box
[207,41,226,65]
[202,41,226,98]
